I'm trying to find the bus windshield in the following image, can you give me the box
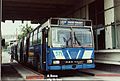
[52,27,93,48]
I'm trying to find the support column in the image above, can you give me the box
[104,0,114,49]
[0,0,2,80]
[86,5,89,19]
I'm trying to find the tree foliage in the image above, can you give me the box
[18,23,33,40]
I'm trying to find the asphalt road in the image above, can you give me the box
[2,50,120,81]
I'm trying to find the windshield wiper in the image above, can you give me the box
[74,32,81,46]
[63,36,72,47]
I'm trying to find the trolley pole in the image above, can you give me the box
[0,0,2,80]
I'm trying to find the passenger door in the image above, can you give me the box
[42,28,48,71]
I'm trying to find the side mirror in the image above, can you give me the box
[1,39,5,46]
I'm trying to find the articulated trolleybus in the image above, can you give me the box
[16,18,95,72]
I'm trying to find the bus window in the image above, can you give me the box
[52,27,93,48]
[52,27,71,47]
[24,37,26,46]
[38,28,42,44]
[30,33,33,46]
[33,30,38,45]
[73,28,93,47]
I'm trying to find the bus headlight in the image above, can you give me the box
[87,60,93,63]
[53,60,60,64]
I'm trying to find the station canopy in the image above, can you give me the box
[2,0,82,24]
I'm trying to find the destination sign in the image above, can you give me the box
[59,20,84,26]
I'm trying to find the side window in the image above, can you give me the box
[24,37,26,50]
[17,42,20,53]
[30,33,33,46]
[24,37,26,46]
[33,30,38,45]
[38,28,42,44]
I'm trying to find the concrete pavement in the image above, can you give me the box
[2,50,120,81]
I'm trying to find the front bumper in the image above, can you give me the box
[48,64,95,70]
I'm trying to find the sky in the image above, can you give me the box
[1,20,40,42]
[1,20,39,35]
